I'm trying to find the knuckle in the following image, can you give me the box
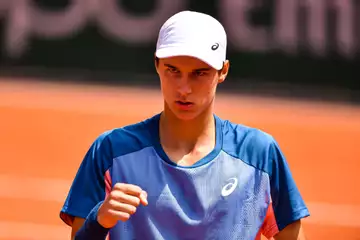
[122,194,140,206]
[108,199,117,207]
[109,190,119,199]
[131,185,142,192]
[134,197,141,206]
[113,182,125,190]
[119,213,131,222]
[129,205,137,214]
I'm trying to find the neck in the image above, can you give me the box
[159,102,216,152]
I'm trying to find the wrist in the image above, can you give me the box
[74,201,110,240]
[96,211,113,229]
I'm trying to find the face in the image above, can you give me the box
[155,55,229,121]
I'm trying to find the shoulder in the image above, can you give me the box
[219,116,278,176]
[221,117,275,147]
[90,114,158,160]
[219,116,310,232]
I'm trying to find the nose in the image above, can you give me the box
[177,75,192,96]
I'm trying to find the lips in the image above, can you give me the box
[176,101,192,105]
[175,101,194,110]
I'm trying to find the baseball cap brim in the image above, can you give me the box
[155,47,223,70]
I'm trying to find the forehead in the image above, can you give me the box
[159,56,213,71]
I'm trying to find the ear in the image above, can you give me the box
[154,54,160,74]
[218,60,230,84]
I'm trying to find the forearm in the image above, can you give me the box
[273,220,306,240]
[74,201,110,240]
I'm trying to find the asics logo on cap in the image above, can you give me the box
[211,43,219,50]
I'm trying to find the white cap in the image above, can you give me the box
[155,11,227,70]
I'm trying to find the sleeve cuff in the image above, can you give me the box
[74,201,110,240]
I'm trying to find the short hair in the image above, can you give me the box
[155,57,224,73]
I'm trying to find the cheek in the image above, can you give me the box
[159,76,175,97]
[197,79,217,96]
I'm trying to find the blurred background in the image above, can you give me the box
[0,0,359,239]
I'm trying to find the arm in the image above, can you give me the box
[71,217,85,239]
[72,184,148,240]
[59,132,114,239]
[261,138,310,239]
[273,220,307,240]
[61,130,148,239]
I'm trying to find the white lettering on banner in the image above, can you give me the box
[219,0,270,52]
[3,0,90,58]
[96,0,185,42]
[0,0,358,59]
[274,0,298,54]
[220,0,357,58]
[332,0,355,57]
[28,0,90,37]
[0,0,186,58]
[0,0,8,12]
[3,0,29,58]
[302,0,327,57]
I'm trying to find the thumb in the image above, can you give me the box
[139,190,148,206]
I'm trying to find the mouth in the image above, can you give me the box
[176,101,193,106]
[175,101,194,109]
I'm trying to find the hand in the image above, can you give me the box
[97,183,148,228]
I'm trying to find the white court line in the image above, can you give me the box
[0,221,69,240]
[0,174,359,228]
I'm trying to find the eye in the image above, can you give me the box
[193,71,207,77]
[167,67,179,74]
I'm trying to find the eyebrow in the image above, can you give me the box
[164,64,211,72]
[193,68,212,72]
[164,64,177,69]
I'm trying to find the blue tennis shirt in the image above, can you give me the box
[60,113,309,239]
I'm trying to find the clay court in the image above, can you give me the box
[0,78,359,239]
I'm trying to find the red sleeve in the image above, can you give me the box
[105,170,112,240]
[260,203,280,239]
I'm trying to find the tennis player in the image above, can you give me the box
[60,10,310,240]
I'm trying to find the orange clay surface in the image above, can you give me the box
[0,78,359,239]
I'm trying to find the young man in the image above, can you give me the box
[60,11,310,240]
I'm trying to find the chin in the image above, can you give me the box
[173,111,200,121]
[164,100,207,121]
[168,105,201,121]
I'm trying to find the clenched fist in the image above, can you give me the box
[97,183,148,228]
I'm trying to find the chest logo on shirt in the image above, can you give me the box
[221,177,238,197]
